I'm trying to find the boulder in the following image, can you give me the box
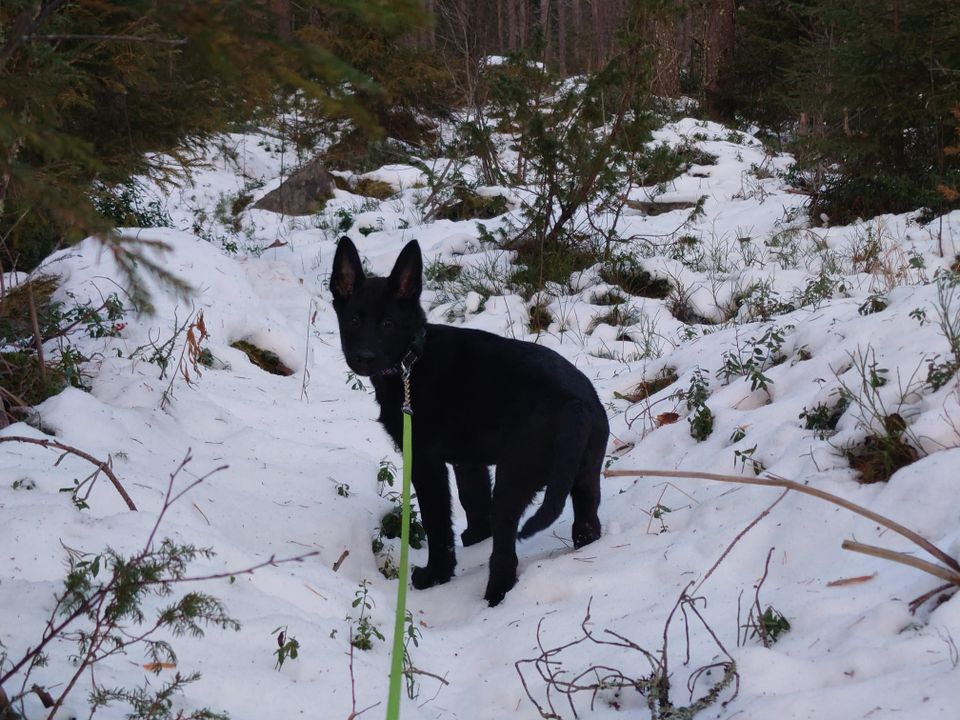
[253,158,334,215]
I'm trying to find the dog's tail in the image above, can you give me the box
[518,401,592,540]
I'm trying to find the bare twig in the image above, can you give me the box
[693,490,789,595]
[26,282,46,382]
[300,299,317,401]
[346,627,380,719]
[0,383,31,424]
[404,666,450,686]
[908,583,958,614]
[515,589,737,720]
[171,549,320,586]
[0,435,137,511]
[750,548,776,648]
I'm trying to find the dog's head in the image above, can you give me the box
[330,237,426,376]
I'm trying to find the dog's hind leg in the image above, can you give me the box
[410,457,457,590]
[570,421,606,548]
[517,400,591,540]
[453,463,492,546]
[484,458,539,606]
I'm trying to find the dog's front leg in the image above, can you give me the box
[410,457,457,590]
[453,463,492,546]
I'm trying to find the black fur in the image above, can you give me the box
[331,237,608,606]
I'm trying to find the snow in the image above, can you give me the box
[2,116,960,720]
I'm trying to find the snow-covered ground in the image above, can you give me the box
[3,118,960,720]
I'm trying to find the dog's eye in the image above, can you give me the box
[381,319,394,330]
[349,315,361,327]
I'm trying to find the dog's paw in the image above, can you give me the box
[411,564,454,590]
[483,572,517,607]
[572,519,601,549]
[460,525,491,547]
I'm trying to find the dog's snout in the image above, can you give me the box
[356,350,376,362]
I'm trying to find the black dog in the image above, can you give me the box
[330,237,608,605]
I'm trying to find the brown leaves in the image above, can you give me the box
[142,662,177,672]
[181,311,210,385]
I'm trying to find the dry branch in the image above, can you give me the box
[605,468,960,581]
[841,541,960,585]
[0,435,137,511]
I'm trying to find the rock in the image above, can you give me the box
[253,158,334,215]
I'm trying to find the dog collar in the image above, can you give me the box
[374,329,426,378]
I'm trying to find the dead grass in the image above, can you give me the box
[617,368,679,403]
[354,178,396,200]
[843,433,919,484]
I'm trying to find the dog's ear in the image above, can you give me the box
[331,237,365,302]
[388,240,422,301]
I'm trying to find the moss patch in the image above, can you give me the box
[528,301,553,333]
[624,199,698,216]
[354,178,396,200]
[588,305,641,333]
[590,289,627,306]
[434,187,508,221]
[424,261,462,284]
[510,239,598,295]
[599,258,671,298]
[230,341,294,376]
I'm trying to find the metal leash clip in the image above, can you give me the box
[400,349,417,416]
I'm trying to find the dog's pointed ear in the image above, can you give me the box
[388,240,422,301]
[331,237,365,302]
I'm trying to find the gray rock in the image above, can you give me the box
[253,158,334,215]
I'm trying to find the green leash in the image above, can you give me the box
[386,357,415,720]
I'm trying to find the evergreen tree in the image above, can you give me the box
[0,0,421,275]
[712,1,809,137]
[790,0,960,222]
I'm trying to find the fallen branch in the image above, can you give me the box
[604,468,960,581]
[841,541,960,585]
[0,435,137,511]
[24,33,188,45]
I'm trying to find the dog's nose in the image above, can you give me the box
[356,350,376,362]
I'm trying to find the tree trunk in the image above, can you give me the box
[557,0,567,74]
[270,0,292,41]
[700,0,736,103]
[540,0,551,63]
[507,0,519,49]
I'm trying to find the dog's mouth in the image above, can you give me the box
[347,354,386,377]
[349,360,376,377]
